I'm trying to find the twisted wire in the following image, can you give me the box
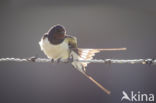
[0,57,155,65]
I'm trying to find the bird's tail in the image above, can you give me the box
[71,47,126,95]
[81,71,111,95]
[72,59,111,95]
[78,47,126,70]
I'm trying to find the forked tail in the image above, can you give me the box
[71,47,126,94]
[77,47,127,70]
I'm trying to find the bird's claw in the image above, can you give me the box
[63,57,73,63]
[56,58,61,63]
[68,57,74,62]
[51,59,54,63]
[51,58,61,63]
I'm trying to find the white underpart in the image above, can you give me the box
[39,37,89,72]
[39,38,69,61]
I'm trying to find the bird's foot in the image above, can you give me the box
[51,59,55,63]
[56,58,61,63]
[63,57,73,63]
[51,58,62,63]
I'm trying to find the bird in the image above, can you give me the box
[39,24,126,95]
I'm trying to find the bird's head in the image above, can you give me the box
[47,24,66,43]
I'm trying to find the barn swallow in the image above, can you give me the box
[39,24,126,95]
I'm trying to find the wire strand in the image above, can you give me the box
[0,57,156,65]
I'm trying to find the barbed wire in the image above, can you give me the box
[0,57,156,65]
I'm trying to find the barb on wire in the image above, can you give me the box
[0,57,156,65]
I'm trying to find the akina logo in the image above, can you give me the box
[121,91,154,102]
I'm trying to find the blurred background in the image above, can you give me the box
[0,0,156,103]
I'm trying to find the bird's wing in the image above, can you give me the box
[65,35,102,69]
[66,35,126,70]
[79,48,126,61]
[79,48,127,59]
[72,48,126,70]
[65,35,78,49]
[65,36,93,71]
[66,35,127,95]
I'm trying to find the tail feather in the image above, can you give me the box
[81,72,111,95]
[78,47,126,69]
[71,47,126,94]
